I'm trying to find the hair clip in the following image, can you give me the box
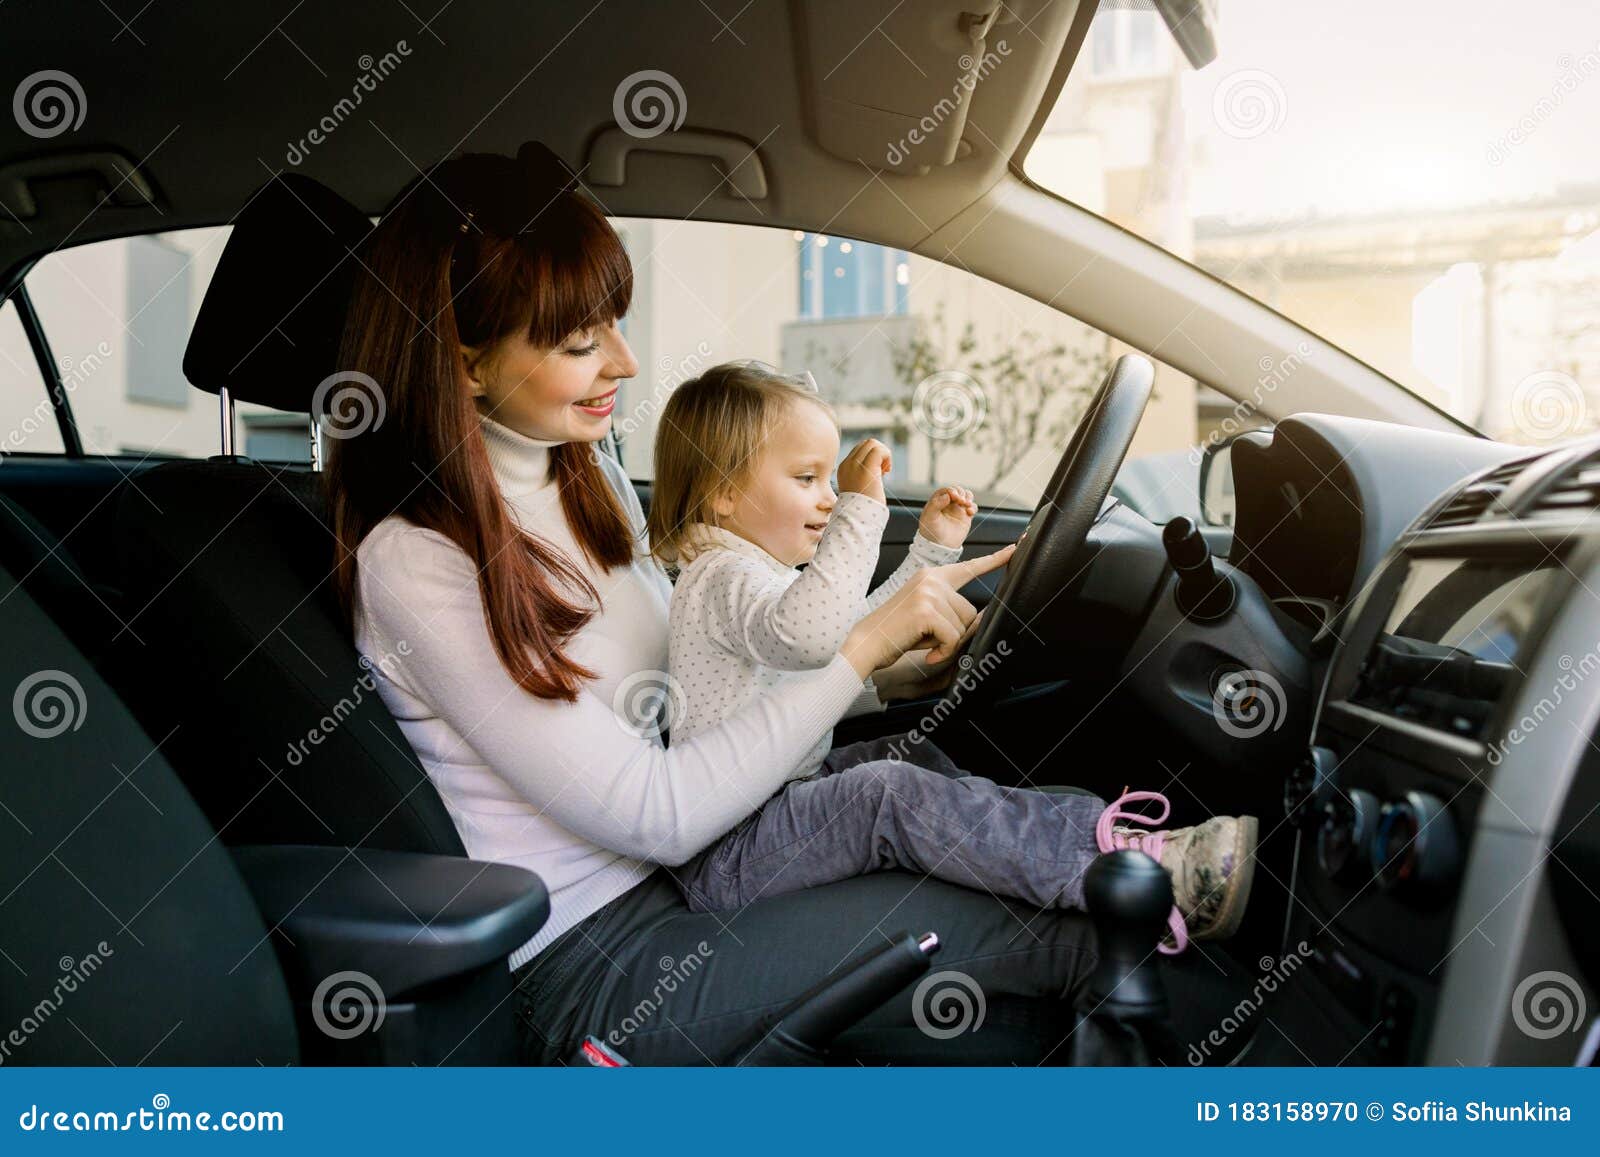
[515,141,582,199]
[724,359,821,394]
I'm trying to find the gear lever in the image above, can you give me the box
[1068,849,1182,1064]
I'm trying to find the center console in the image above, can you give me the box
[1249,442,1600,1065]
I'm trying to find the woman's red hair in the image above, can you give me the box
[326,152,635,701]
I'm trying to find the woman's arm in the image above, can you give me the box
[695,491,887,670]
[358,525,866,867]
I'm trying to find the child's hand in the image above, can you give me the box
[919,485,976,548]
[837,438,891,504]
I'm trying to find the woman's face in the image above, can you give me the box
[464,319,638,443]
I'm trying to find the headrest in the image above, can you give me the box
[183,174,372,412]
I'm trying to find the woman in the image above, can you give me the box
[328,148,1107,1065]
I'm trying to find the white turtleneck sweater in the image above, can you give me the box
[352,414,868,968]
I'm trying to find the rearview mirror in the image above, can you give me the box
[1153,0,1220,68]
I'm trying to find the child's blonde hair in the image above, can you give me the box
[647,361,834,566]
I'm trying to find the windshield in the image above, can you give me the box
[1026,0,1600,446]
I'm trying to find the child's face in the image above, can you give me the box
[715,399,841,567]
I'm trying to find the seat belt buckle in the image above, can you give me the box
[574,1035,631,1067]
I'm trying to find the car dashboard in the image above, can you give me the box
[1227,414,1529,633]
[1243,429,1600,1065]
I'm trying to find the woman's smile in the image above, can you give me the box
[574,388,618,417]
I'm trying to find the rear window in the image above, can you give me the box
[19,226,314,461]
[0,296,65,454]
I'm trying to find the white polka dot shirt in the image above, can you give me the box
[668,492,962,781]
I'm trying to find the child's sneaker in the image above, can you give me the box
[1094,789,1258,954]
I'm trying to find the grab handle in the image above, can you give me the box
[586,127,768,199]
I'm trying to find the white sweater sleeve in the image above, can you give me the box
[864,530,963,612]
[842,678,886,718]
[698,492,888,671]
[357,525,865,867]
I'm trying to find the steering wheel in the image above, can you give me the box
[952,353,1155,690]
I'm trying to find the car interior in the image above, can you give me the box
[2,0,1597,1067]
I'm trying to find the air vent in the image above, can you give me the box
[1527,460,1600,521]
[1429,458,1531,527]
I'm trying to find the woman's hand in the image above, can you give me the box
[836,438,891,504]
[872,610,987,700]
[871,649,949,702]
[840,545,1015,678]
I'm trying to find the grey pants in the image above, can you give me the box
[513,865,1104,1065]
[677,733,1109,914]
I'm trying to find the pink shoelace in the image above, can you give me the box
[1093,788,1189,955]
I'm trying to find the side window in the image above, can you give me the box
[23,226,310,461]
[0,296,65,454]
[613,219,1201,520]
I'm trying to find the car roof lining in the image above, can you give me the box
[0,0,1083,273]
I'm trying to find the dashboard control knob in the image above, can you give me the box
[1285,746,1337,827]
[1371,792,1460,901]
[1317,789,1379,884]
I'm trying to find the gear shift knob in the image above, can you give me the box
[1083,849,1175,1019]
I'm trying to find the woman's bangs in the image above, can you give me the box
[523,204,634,348]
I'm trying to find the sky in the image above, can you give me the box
[1184,0,1600,219]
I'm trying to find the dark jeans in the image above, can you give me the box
[677,733,1109,913]
[511,736,1110,1066]
[512,866,1100,1065]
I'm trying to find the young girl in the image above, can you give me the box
[646,362,1259,953]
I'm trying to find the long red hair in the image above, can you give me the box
[326,152,635,701]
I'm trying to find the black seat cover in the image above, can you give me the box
[109,458,465,855]
[0,490,123,664]
[0,558,299,1064]
[105,172,464,854]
